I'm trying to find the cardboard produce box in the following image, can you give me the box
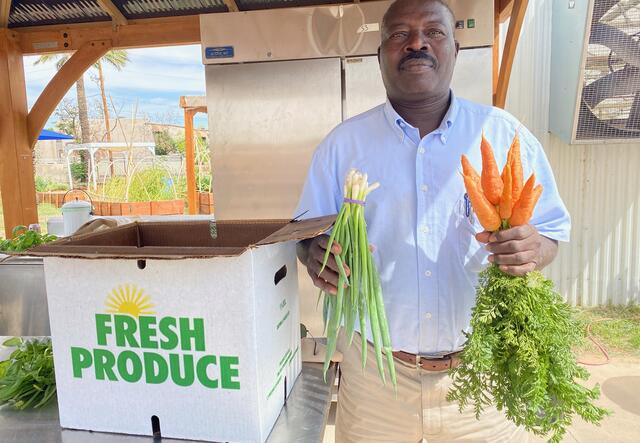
[28,216,334,443]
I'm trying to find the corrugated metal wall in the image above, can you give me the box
[504,0,640,306]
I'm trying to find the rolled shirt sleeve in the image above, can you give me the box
[520,128,571,242]
[294,141,342,220]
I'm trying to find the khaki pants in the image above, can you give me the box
[335,333,529,443]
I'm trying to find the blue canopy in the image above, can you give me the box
[38,129,74,140]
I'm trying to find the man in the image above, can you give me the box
[295,0,570,441]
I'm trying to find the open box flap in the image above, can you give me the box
[23,215,336,259]
[254,215,336,246]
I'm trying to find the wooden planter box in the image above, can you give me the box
[37,190,86,208]
[92,199,185,216]
[197,191,214,215]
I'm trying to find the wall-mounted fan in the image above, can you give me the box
[550,0,640,144]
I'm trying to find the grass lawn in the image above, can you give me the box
[0,201,62,238]
[575,305,640,359]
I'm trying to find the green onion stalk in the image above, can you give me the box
[319,169,396,389]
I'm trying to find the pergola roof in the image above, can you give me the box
[0,0,526,235]
[6,0,343,28]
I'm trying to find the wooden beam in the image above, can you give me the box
[499,0,514,23]
[495,0,528,109]
[223,0,239,13]
[96,0,128,26]
[179,96,207,109]
[0,30,38,236]
[0,0,11,28]
[15,15,200,55]
[27,39,111,147]
[184,109,198,215]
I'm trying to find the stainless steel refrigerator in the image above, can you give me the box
[201,0,494,335]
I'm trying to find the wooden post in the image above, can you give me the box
[184,109,198,215]
[495,0,529,109]
[0,30,38,236]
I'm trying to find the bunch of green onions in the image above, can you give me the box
[319,169,396,388]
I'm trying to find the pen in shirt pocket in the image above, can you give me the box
[464,193,471,217]
[464,193,476,225]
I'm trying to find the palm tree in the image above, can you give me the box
[34,50,130,144]
[94,50,129,142]
[35,54,90,143]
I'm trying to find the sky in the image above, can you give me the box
[23,44,209,130]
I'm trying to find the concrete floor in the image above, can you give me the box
[530,359,640,443]
[323,359,640,443]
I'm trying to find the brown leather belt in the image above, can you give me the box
[392,350,462,371]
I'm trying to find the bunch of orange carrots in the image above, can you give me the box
[448,132,608,443]
[461,132,542,232]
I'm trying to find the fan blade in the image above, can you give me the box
[590,22,640,69]
[627,92,640,130]
[582,66,640,109]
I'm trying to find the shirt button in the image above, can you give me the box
[421,226,429,234]
[424,270,432,277]
[425,312,432,319]
[421,184,429,192]
[418,147,425,154]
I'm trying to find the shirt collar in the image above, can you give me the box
[383,90,459,143]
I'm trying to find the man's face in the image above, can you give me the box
[379,0,459,102]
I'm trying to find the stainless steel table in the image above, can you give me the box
[0,338,336,443]
[0,256,50,336]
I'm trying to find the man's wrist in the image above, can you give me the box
[535,235,558,270]
[296,238,313,265]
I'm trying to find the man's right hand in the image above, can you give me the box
[298,235,349,295]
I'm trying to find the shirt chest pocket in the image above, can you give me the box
[455,192,489,273]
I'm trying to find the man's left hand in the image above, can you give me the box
[476,225,546,276]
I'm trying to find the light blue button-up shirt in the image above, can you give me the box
[295,92,571,355]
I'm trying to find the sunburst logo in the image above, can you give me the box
[105,284,155,317]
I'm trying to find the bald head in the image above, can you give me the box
[377,0,459,103]
[382,0,456,39]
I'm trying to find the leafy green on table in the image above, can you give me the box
[0,225,57,252]
[0,337,56,410]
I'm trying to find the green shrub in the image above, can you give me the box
[102,166,180,202]
[196,172,211,193]
[47,182,69,191]
[35,177,70,192]
[35,176,48,192]
[70,161,87,184]
[153,130,179,155]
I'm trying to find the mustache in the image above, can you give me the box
[399,51,438,70]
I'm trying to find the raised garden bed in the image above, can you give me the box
[197,191,214,215]
[36,190,86,208]
[92,199,184,216]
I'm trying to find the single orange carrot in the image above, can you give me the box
[499,163,513,220]
[509,175,543,226]
[480,133,503,205]
[461,155,480,185]
[463,174,501,232]
[509,133,524,203]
